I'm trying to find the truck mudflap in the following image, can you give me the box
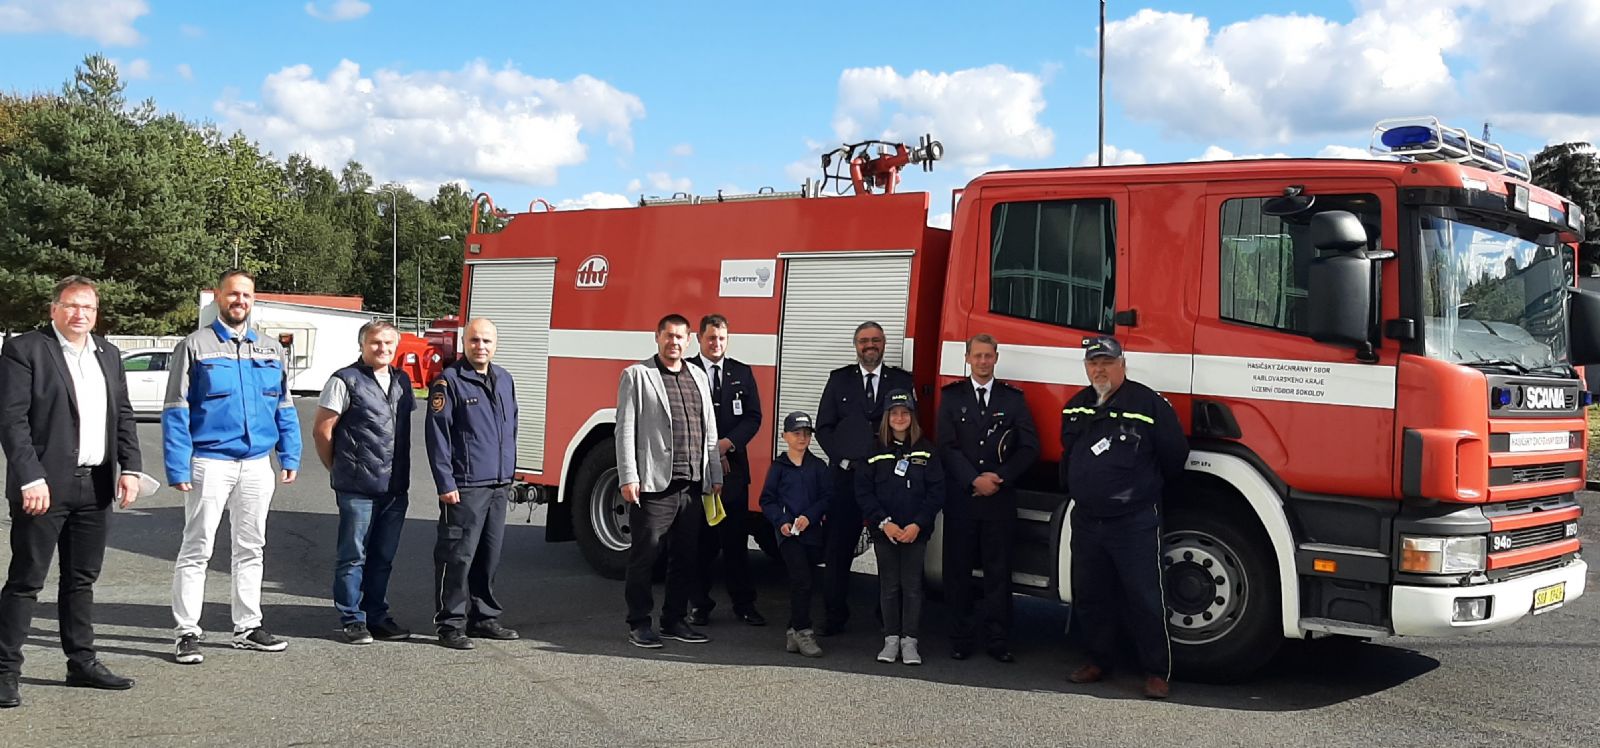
[1390,559,1587,636]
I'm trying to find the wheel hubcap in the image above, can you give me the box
[588,468,631,551]
[1162,529,1248,645]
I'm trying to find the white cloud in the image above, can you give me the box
[1190,145,1291,161]
[217,59,645,188]
[1105,7,1462,144]
[179,23,204,38]
[625,178,642,193]
[1316,144,1378,160]
[785,159,816,185]
[305,0,370,22]
[832,65,1052,169]
[1103,1,1600,152]
[928,212,952,229]
[114,57,151,81]
[644,171,691,194]
[670,143,693,157]
[1077,145,1146,167]
[554,192,634,211]
[176,63,194,82]
[0,0,147,45]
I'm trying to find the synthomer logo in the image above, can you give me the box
[576,255,609,289]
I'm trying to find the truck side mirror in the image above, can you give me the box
[1568,286,1600,366]
[1307,210,1374,350]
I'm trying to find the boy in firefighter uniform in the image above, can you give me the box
[855,390,943,666]
[759,412,832,658]
[1060,335,1188,699]
[937,334,1039,662]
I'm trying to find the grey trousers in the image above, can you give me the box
[873,537,927,638]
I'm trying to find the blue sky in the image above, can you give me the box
[2,0,1597,224]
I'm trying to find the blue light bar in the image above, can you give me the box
[1369,116,1532,182]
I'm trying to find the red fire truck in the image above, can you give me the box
[455,119,1594,680]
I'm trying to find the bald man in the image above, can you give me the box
[425,318,520,650]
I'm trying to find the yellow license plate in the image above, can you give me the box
[1532,582,1566,613]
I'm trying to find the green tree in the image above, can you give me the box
[1531,142,1600,272]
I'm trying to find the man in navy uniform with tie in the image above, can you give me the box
[814,321,913,636]
[685,314,766,627]
[937,334,1038,662]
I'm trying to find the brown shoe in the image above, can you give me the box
[1143,675,1170,699]
[1068,663,1104,684]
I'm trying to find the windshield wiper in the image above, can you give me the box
[1528,362,1577,379]
[1462,358,1529,374]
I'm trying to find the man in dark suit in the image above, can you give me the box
[685,314,766,627]
[0,276,149,708]
[813,321,913,635]
[937,333,1038,663]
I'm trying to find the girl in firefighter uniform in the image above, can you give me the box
[854,390,944,666]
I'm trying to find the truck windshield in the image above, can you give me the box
[1419,207,1570,374]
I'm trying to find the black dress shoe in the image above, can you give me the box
[438,629,474,650]
[734,608,767,626]
[467,619,520,640]
[986,646,1016,664]
[65,660,134,690]
[0,673,19,708]
[686,607,710,626]
[659,620,710,643]
[950,648,971,661]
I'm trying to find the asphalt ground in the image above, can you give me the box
[1,399,1597,747]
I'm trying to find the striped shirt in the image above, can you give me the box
[656,356,706,482]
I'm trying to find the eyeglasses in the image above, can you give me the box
[55,303,98,314]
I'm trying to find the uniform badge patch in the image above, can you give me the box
[430,391,446,413]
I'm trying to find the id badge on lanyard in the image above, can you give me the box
[894,458,909,477]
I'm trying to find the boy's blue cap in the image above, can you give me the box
[885,389,916,413]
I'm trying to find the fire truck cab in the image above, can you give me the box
[458,121,1596,680]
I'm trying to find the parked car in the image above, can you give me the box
[120,347,171,418]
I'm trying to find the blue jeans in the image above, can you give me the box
[334,491,408,626]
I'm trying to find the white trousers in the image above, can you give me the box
[171,456,276,636]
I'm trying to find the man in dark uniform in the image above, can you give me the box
[937,334,1038,662]
[425,317,521,650]
[686,314,766,627]
[1060,335,1187,699]
[813,321,913,635]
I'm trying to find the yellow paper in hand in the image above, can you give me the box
[702,493,727,527]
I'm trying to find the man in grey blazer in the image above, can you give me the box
[616,314,723,648]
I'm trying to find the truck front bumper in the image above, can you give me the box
[1391,559,1586,637]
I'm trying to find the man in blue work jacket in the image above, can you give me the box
[164,269,302,665]
[1059,336,1188,699]
[425,317,520,650]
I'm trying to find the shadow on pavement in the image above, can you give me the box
[78,505,1442,712]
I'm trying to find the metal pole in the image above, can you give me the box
[415,240,422,329]
[389,190,397,321]
[1098,0,1106,167]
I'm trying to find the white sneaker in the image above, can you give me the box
[877,635,901,663]
[900,636,922,666]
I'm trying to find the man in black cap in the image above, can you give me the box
[1059,335,1188,699]
[937,334,1037,662]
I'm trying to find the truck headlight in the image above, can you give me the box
[1400,535,1487,574]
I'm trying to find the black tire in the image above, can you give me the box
[1163,505,1282,683]
[570,438,630,580]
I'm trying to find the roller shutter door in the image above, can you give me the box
[774,252,914,459]
[466,259,555,472]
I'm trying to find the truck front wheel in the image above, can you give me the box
[1163,507,1281,682]
[571,438,630,580]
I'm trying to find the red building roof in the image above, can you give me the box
[255,293,365,311]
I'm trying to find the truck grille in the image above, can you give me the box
[1490,555,1572,582]
[1489,462,1581,485]
[1499,523,1574,550]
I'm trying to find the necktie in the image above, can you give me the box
[978,386,988,411]
[711,364,722,401]
[864,372,876,402]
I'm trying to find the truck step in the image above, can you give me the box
[1299,617,1391,639]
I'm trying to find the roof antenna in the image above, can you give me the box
[1482,122,1492,141]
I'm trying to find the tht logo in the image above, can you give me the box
[576,255,609,289]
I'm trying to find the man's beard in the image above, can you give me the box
[1092,380,1113,405]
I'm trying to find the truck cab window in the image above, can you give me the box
[1219,194,1381,335]
[989,199,1115,332]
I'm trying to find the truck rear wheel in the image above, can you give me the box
[571,438,630,580]
[1163,507,1281,682]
